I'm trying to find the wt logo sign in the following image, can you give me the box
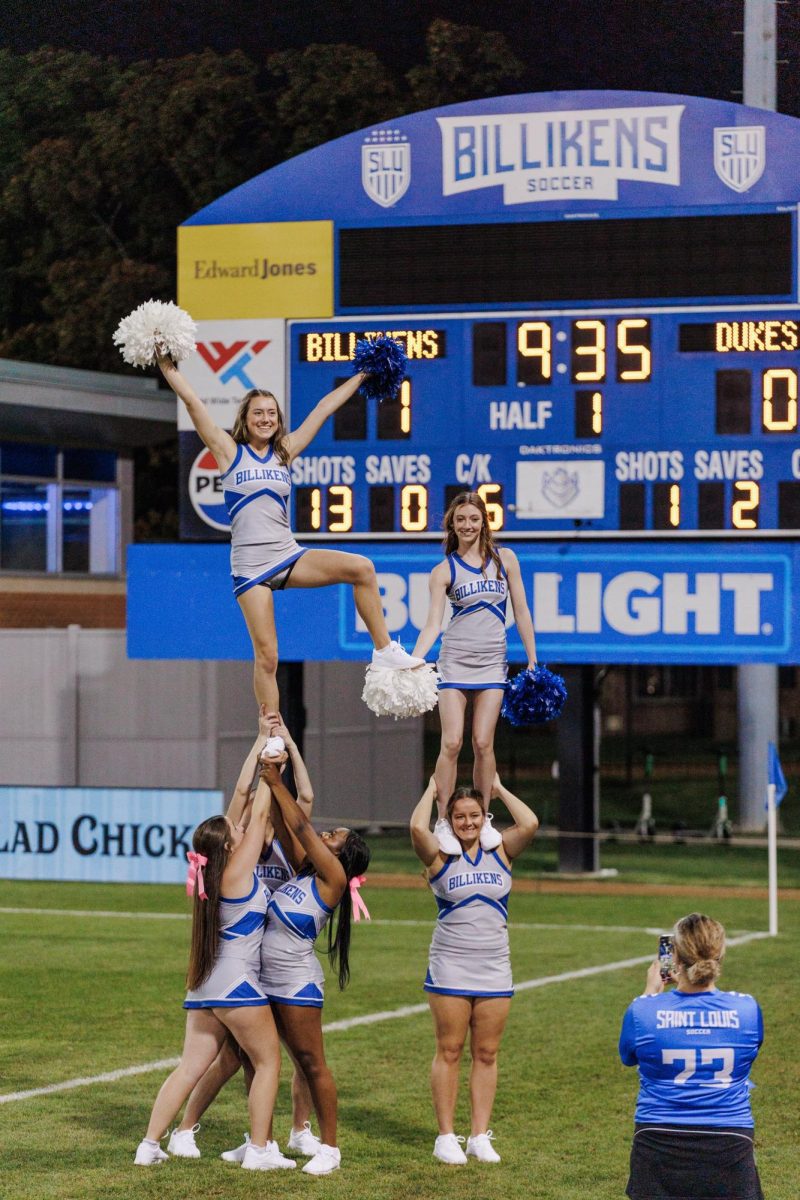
[196,340,271,390]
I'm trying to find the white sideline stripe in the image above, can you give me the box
[0,907,187,921]
[0,930,768,1106]
[0,909,758,939]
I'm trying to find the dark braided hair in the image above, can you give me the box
[326,831,371,990]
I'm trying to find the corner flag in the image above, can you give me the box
[768,742,788,806]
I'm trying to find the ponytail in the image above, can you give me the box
[186,817,230,990]
[326,832,371,990]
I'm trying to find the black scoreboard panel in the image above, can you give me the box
[338,213,792,308]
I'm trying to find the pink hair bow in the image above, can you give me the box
[349,874,370,922]
[186,850,208,900]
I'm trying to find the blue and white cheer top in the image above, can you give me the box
[184,871,269,1009]
[437,554,508,690]
[220,443,307,596]
[260,867,334,1007]
[424,847,513,997]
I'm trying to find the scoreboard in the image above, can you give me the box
[126,89,800,665]
[288,305,800,538]
[175,89,800,548]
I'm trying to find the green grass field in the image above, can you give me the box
[1,852,798,1200]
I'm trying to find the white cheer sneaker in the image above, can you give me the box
[241,1141,297,1170]
[220,1133,250,1162]
[302,1143,341,1176]
[434,818,461,857]
[287,1121,322,1157]
[260,735,285,760]
[167,1124,200,1158]
[479,812,503,851]
[433,1133,467,1165]
[371,641,424,670]
[466,1130,501,1163]
[134,1139,169,1166]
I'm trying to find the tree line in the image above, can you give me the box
[0,21,523,373]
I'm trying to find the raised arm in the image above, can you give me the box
[226,706,274,827]
[263,763,346,904]
[410,777,446,871]
[157,353,237,472]
[221,775,272,896]
[283,373,367,462]
[493,774,539,862]
[266,713,314,816]
[411,563,450,660]
[502,548,537,668]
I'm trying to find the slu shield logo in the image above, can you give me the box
[714,126,765,193]
[362,130,411,208]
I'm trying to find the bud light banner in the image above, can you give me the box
[0,787,222,883]
[128,541,798,665]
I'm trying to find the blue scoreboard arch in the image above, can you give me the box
[129,90,800,664]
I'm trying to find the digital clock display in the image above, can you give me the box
[289,310,800,538]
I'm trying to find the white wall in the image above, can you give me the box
[0,629,422,825]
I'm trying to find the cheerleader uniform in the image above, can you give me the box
[256,837,293,896]
[259,868,333,1008]
[220,443,307,597]
[184,872,270,1009]
[437,554,508,690]
[424,847,513,997]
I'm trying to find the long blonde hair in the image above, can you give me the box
[672,912,726,987]
[442,491,503,580]
[230,389,290,465]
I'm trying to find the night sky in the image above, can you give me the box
[2,0,799,117]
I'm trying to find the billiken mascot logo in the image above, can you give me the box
[189,449,230,532]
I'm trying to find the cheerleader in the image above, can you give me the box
[410,774,538,1165]
[258,759,371,1176]
[166,713,320,1161]
[412,492,537,853]
[158,355,422,709]
[134,757,293,1171]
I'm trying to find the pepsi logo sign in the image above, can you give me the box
[188,449,230,532]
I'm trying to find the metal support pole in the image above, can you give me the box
[738,2,779,832]
[743,0,777,110]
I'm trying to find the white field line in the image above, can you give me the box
[0,908,759,938]
[0,930,769,1106]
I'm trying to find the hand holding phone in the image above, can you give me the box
[658,935,674,981]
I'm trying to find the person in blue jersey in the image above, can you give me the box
[135,754,293,1172]
[257,757,371,1177]
[410,773,538,1165]
[619,912,764,1200]
[412,492,537,855]
[158,354,423,710]
[167,712,321,1162]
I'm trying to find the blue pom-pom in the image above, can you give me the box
[501,666,568,727]
[352,334,408,401]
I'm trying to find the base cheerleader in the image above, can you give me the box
[134,759,291,1170]
[410,774,538,1165]
[164,712,321,1162]
[256,759,371,1176]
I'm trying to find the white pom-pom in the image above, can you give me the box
[362,664,440,719]
[113,300,197,368]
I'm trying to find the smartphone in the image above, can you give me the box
[658,935,674,981]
